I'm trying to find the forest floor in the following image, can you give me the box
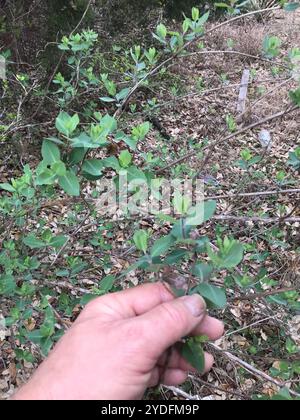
[0,9,299,400]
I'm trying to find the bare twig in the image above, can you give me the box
[281,199,300,220]
[212,215,300,224]
[31,0,92,120]
[205,188,300,201]
[252,77,293,108]
[156,106,299,174]
[226,316,280,337]
[48,303,72,330]
[205,6,280,34]
[69,0,93,36]
[229,287,297,302]
[50,211,91,267]
[115,6,281,118]
[184,49,289,68]
[209,343,300,398]
[42,280,91,295]
[163,385,201,400]
[190,376,246,399]
[138,77,289,116]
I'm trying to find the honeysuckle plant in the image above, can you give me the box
[1,4,300,367]
[132,199,244,371]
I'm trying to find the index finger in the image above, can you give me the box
[80,282,176,321]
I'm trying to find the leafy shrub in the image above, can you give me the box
[0,3,300,397]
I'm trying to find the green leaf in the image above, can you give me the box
[121,135,138,151]
[289,88,300,107]
[165,249,188,264]
[82,159,104,176]
[40,336,54,357]
[173,191,190,215]
[284,2,300,12]
[151,234,175,258]
[133,230,149,254]
[263,35,281,58]
[44,136,64,145]
[102,156,120,171]
[101,114,117,133]
[0,274,16,295]
[100,97,116,103]
[49,235,68,249]
[182,18,190,33]
[99,275,116,293]
[121,256,151,276]
[126,166,148,183]
[132,121,151,141]
[42,139,60,164]
[192,263,213,281]
[119,150,132,168]
[197,11,210,26]
[51,161,67,177]
[271,387,293,401]
[69,148,87,165]
[80,294,98,306]
[58,171,80,196]
[192,7,200,21]
[27,329,44,344]
[215,2,230,8]
[156,23,167,40]
[287,147,300,169]
[186,200,217,227]
[35,169,56,186]
[170,219,186,240]
[0,183,16,193]
[208,239,244,269]
[181,337,205,373]
[70,133,96,148]
[23,235,46,249]
[195,237,210,253]
[115,88,130,102]
[56,112,79,137]
[193,283,227,309]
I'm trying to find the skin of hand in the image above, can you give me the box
[13,282,224,400]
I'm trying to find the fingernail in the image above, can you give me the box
[180,295,207,317]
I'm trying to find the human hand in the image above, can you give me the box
[14,282,224,400]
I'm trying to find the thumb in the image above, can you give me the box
[136,294,207,359]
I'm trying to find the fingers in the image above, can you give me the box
[80,282,175,321]
[148,352,214,387]
[193,315,224,341]
[148,368,188,388]
[136,294,207,359]
[158,347,214,373]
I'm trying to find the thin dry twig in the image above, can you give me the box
[42,280,91,295]
[213,215,300,224]
[115,6,281,118]
[185,49,288,68]
[230,287,297,302]
[163,385,201,400]
[209,343,300,398]
[226,316,280,337]
[31,0,93,120]
[205,188,300,201]
[190,376,246,399]
[157,106,299,174]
